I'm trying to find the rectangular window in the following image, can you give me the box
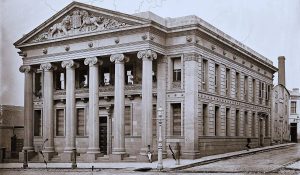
[244,76,248,101]
[172,57,181,82]
[76,108,85,136]
[203,104,208,136]
[244,111,248,137]
[226,108,230,136]
[275,103,278,113]
[252,113,256,137]
[171,103,181,136]
[76,69,89,88]
[202,59,208,91]
[215,106,220,136]
[56,109,65,136]
[34,110,42,136]
[34,72,42,98]
[153,105,157,136]
[226,68,230,96]
[259,81,264,104]
[266,85,270,105]
[125,106,131,136]
[236,72,240,99]
[235,110,240,136]
[215,64,219,94]
[291,101,297,114]
[252,79,256,103]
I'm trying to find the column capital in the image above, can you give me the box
[84,57,103,66]
[110,54,129,63]
[40,63,57,71]
[61,60,79,69]
[137,50,157,61]
[19,65,34,73]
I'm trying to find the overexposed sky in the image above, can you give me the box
[1,0,299,106]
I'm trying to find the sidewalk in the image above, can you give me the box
[0,143,295,171]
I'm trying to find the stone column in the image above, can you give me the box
[110,53,128,160]
[183,53,200,159]
[157,56,167,157]
[84,57,103,161]
[19,66,34,152]
[40,63,56,160]
[61,60,79,161]
[137,50,157,160]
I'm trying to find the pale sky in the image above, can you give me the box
[1,0,299,106]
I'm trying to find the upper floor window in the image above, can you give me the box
[202,59,208,91]
[172,57,181,82]
[259,81,265,104]
[291,101,297,114]
[215,64,220,94]
[252,79,256,103]
[265,84,271,105]
[34,72,42,97]
[244,75,248,101]
[226,68,230,96]
[235,72,240,99]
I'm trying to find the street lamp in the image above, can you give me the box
[157,107,164,171]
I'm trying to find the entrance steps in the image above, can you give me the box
[123,155,137,162]
[96,155,109,162]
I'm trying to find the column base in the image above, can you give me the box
[61,152,73,162]
[181,150,201,159]
[18,150,36,162]
[109,152,127,161]
[40,151,56,162]
[84,152,102,162]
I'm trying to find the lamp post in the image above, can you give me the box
[157,107,164,170]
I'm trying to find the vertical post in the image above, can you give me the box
[40,63,56,160]
[19,66,34,153]
[61,60,79,161]
[23,150,28,169]
[110,53,128,160]
[157,107,163,170]
[137,50,157,158]
[84,57,103,161]
[71,148,77,169]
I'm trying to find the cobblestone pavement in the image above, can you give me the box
[2,144,300,175]
[181,144,300,174]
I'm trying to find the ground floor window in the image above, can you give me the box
[56,109,65,136]
[171,103,181,136]
[76,108,85,136]
[34,110,42,136]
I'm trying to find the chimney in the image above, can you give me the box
[278,56,286,86]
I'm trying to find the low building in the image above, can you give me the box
[14,2,277,162]
[289,88,300,142]
[0,105,24,162]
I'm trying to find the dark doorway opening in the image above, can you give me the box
[99,117,108,155]
[291,123,298,143]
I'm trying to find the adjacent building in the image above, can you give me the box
[271,56,290,144]
[14,2,277,162]
[289,88,300,142]
[0,105,24,162]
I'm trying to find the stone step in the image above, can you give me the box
[95,155,110,162]
[123,156,137,162]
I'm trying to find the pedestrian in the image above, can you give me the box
[246,138,251,151]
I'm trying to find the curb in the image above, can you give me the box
[170,143,296,171]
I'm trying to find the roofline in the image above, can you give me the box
[14,1,150,46]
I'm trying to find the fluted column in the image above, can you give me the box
[19,65,34,152]
[110,53,128,160]
[137,50,157,156]
[84,57,103,161]
[40,63,56,158]
[61,60,79,161]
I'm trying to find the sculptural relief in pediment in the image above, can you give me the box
[31,9,131,43]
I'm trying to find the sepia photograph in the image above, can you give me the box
[0,0,300,174]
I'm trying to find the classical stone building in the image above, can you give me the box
[289,88,300,142]
[0,105,24,162]
[14,2,277,162]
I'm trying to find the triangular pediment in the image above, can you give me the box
[15,1,150,46]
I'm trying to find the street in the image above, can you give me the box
[2,144,300,175]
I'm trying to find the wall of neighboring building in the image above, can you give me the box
[271,85,290,144]
[289,88,300,142]
[0,105,24,160]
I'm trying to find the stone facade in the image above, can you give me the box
[14,2,277,162]
[289,88,300,142]
[271,85,290,144]
[0,105,24,161]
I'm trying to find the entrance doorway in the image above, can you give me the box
[99,117,108,155]
[291,123,298,143]
[259,118,264,147]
